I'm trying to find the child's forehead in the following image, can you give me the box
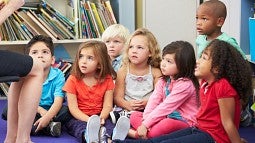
[197,4,214,15]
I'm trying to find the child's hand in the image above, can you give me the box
[241,138,248,143]
[130,100,146,111]
[100,118,105,125]
[34,116,51,132]
[137,124,148,139]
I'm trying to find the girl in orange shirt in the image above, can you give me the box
[63,40,130,143]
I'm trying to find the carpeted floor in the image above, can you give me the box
[1,99,255,143]
[0,99,78,143]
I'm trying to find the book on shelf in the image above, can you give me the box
[1,0,117,42]
[26,10,58,40]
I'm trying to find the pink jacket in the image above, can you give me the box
[143,78,198,128]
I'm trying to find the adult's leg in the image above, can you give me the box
[113,128,194,143]
[3,54,44,143]
[160,128,215,143]
[16,57,43,143]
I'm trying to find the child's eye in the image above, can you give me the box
[43,50,50,54]
[87,56,94,61]
[138,46,144,49]
[113,40,121,44]
[31,51,37,55]
[202,18,207,22]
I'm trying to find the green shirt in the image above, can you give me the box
[196,33,246,59]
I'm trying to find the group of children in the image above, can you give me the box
[1,0,254,143]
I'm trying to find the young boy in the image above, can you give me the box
[102,24,130,72]
[196,0,246,59]
[2,35,72,137]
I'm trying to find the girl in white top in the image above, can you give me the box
[114,28,162,112]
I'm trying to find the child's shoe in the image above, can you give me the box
[112,116,130,141]
[48,121,61,137]
[99,126,108,143]
[109,110,130,124]
[84,115,101,143]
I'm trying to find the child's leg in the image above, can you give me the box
[54,105,72,125]
[129,111,143,129]
[147,118,189,138]
[65,118,87,142]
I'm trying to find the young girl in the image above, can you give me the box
[111,28,162,123]
[63,40,129,143]
[128,41,200,139]
[114,39,253,143]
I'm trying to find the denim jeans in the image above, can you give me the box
[114,127,215,143]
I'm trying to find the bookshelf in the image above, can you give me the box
[0,0,117,59]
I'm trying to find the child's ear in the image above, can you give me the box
[51,56,56,65]
[217,17,225,27]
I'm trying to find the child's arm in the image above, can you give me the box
[114,67,133,111]
[152,67,162,86]
[34,97,64,132]
[67,93,90,122]
[100,89,113,124]
[218,97,244,143]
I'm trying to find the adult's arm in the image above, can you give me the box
[0,0,24,25]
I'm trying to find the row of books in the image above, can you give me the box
[52,59,73,80]
[78,0,117,38]
[0,0,117,41]
[0,59,73,100]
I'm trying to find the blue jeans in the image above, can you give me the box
[114,127,215,143]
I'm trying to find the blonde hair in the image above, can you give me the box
[122,28,161,68]
[101,24,130,45]
[71,40,116,81]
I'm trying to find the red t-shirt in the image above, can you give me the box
[63,74,114,116]
[196,78,241,143]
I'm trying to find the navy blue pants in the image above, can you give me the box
[114,127,215,143]
[65,117,115,142]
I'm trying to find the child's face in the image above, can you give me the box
[128,35,151,65]
[160,53,178,77]
[105,37,125,60]
[29,41,54,69]
[78,47,99,76]
[196,5,220,36]
[195,49,215,83]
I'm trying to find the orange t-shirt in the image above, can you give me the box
[63,74,114,116]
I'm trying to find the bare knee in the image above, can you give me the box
[28,58,43,77]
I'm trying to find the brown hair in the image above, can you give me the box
[71,40,116,81]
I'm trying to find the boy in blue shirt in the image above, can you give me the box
[2,35,72,137]
[196,0,246,59]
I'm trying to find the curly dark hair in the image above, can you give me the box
[206,39,253,107]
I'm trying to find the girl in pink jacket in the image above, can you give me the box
[128,41,200,139]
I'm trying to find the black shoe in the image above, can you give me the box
[109,110,130,124]
[48,121,62,137]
